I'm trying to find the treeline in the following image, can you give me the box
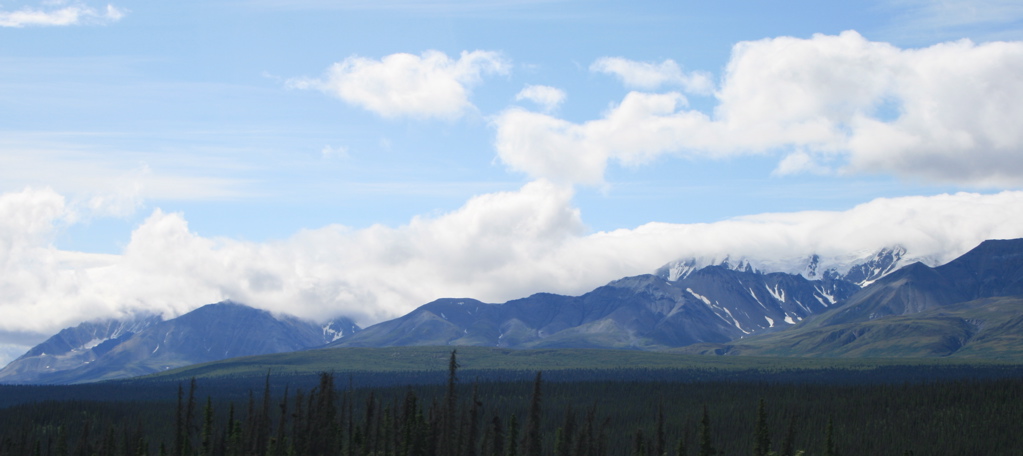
[6,361,1023,409]
[1,351,1022,455]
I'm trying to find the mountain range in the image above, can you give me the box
[683,238,1023,358]
[0,302,360,384]
[329,267,859,350]
[327,244,911,350]
[2,239,1021,384]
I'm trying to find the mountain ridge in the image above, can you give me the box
[330,266,860,350]
[681,238,1023,357]
[6,239,1023,384]
[655,245,919,286]
[0,302,361,384]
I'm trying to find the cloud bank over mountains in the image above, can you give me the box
[3,185,1023,359]
[3,29,1023,366]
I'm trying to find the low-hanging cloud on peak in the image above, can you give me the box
[2,185,1023,364]
[495,31,1023,188]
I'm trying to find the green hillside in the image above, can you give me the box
[684,296,1023,359]
[138,345,1019,383]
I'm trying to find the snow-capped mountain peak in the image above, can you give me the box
[17,314,163,361]
[322,317,362,343]
[657,245,924,287]
[656,255,762,281]
[840,245,909,287]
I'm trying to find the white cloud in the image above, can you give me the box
[0,187,72,257]
[496,31,1023,187]
[590,57,714,94]
[288,50,511,120]
[0,2,125,27]
[493,92,714,185]
[773,151,833,176]
[514,84,566,112]
[2,185,1023,363]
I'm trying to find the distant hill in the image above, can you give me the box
[137,345,1017,385]
[0,302,360,384]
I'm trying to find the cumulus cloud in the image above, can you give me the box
[0,2,125,27]
[514,84,566,112]
[493,92,713,185]
[288,50,511,120]
[496,31,1023,187]
[772,150,833,176]
[590,57,714,94]
[3,185,1023,365]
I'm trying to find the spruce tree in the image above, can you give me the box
[780,415,796,456]
[255,372,272,456]
[675,436,687,456]
[655,405,665,456]
[490,415,505,456]
[506,415,518,456]
[824,417,836,456]
[272,385,290,456]
[201,396,214,456]
[575,405,597,456]
[442,350,460,456]
[174,383,184,456]
[55,425,68,456]
[557,405,575,456]
[466,383,482,456]
[753,399,770,456]
[184,378,197,456]
[698,405,714,456]
[521,372,543,456]
[633,429,645,456]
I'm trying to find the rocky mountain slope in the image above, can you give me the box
[8,240,1019,384]
[682,238,1023,357]
[330,266,859,350]
[0,302,360,384]
[656,245,915,286]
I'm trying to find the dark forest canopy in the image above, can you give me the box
[1,351,1022,456]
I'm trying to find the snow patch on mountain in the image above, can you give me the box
[321,317,362,343]
[766,284,786,303]
[814,285,837,306]
[81,338,107,351]
[659,255,761,280]
[686,288,712,305]
[657,245,934,286]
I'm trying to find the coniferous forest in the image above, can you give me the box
[1,351,1022,456]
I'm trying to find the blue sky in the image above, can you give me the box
[2,0,1023,362]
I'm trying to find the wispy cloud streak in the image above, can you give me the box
[0,3,125,28]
